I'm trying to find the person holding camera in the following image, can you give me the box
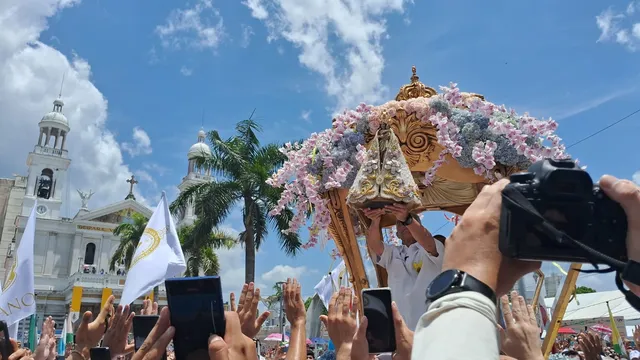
[411,172,640,360]
[363,203,443,331]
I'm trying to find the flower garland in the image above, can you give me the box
[268,84,568,248]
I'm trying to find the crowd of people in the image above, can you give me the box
[3,174,640,360]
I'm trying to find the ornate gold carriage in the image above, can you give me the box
[323,67,580,358]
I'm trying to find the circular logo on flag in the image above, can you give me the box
[130,227,166,269]
[4,253,18,291]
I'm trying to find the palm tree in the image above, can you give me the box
[177,223,235,276]
[110,213,148,272]
[170,116,302,283]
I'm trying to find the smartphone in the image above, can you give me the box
[133,315,167,360]
[89,347,111,360]
[165,276,226,360]
[361,288,396,354]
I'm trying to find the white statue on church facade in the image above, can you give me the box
[77,189,94,210]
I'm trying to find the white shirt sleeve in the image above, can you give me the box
[420,240,444,265]
[411,291,499,360]
[375,244,397,269]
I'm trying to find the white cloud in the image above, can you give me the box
[156,0,225,51]
[300,110,311,123]
[243,0,411,111]
[633,171,640,184]
[242,0,268,20]
[240,24,254,48]
[143,162,170,176]
[180,66,193,76]
[261,264,307,284]
[121,126,153,157]
[596,2,640,51]
[0,0,148,214]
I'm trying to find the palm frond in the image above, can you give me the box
[235,112,262,156]
[200,247,220,276]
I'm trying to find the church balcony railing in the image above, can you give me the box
[34,145,68,157]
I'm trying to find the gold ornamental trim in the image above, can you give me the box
[77,225,114,232]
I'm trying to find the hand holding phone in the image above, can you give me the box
[133,315,167,360]
[165,276,226,360]
[361,288,396,354]
[89,347,111,360]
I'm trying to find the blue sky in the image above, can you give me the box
[1,0,640,299]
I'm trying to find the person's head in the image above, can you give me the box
[307,350,315,359]
[434,234,446,244]
[395,213,421,246]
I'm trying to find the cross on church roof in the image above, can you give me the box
[125,175,138,200]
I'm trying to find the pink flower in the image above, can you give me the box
[369,119,381,132]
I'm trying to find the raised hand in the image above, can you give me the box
[132,307,174,360]
[207,312,258,360]
[9,348,35,360]
[233,283,270,338]
[319,288,358,354]
[350,297,368,360]
[34,316,55,360]
[362,208,385,221]
[578,332,603,360]
[498,291,544,360]
[384,203,410,223]
[391,302,413,360]
[141,299,159,315]
[283,278,305,327]
[102,304,135,357]
[75,295,115,349]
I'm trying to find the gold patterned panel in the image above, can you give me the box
[88,208,139,224]
[325,189,369,295]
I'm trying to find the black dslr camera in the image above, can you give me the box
[499,158,628,263]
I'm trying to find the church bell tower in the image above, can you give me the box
[22,97,72,219]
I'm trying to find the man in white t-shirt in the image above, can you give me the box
[363,204,444,330]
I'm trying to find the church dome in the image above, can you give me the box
[41,111,68,126]
[188,142,212,159]
[39,99,69,129]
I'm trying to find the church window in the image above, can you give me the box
[84,243,96,265]
[37,168,54,199]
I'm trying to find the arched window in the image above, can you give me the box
[84,243,96,265]
[37,168,54,199]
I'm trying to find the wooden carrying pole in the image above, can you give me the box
[541,263,582,359]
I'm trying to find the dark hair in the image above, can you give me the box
[434,234,446,243]
[0,321,11,360]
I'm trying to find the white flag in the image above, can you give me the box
[313,260,348,309]
[120,192,186,305]
[0,203,36,325]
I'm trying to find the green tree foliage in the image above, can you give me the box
[170,116,301,283]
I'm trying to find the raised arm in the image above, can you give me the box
[363,208,385,257]
[385,204,438,256]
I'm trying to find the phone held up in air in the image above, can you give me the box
[89,347,111,360]
[133,315,167,360]
[165,276,226,360]
[361,288,396,354]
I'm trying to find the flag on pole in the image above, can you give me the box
[58,314,72,355]
[27,314,36,352]
[0,203,37,326]
[607,301,627,356]
[119,192,186,305]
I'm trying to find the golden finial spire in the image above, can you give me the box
[395,65,437,101]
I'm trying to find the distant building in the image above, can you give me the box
[0,95,213,337]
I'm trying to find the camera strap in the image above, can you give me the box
[502,187,640,311]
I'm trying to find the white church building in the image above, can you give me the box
[0,96,212,333]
